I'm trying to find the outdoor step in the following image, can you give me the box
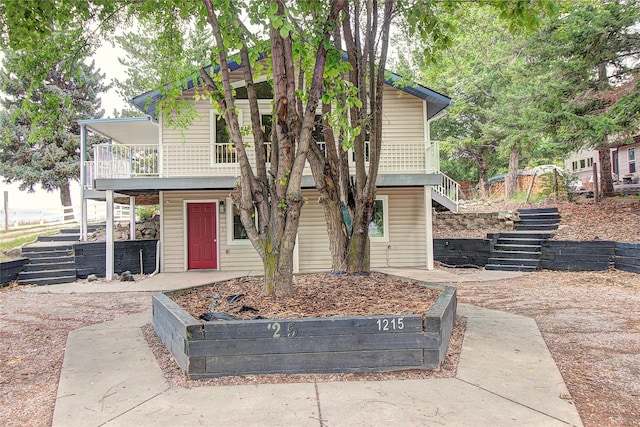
[517,220,561,227]
[21,248,73,259]
[22,261,75,272]
[494,243,541,252]
[486,257,539,267]
[517,207,559,214]
[489,250,541,259]
[518,213,561,221]
[60,224,104,234]
[37,234,80,242]
[515,224,559,231]
[493,232,555,240]
[18,268,77,281]
[485,263,537,272]
[60,228,81,234]
[496,238,545,246]
[23,255,74,265]
[17,275,77,286]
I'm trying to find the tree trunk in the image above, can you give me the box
[598,144,614,197]
[201,0,346,297]
[262,234,295,297]
[322,194,349,272]
[347,202,372,273]
[505,147,520,199]
[59,181,73,220]
[477,151,489,198]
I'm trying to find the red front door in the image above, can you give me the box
[187,203,217,270]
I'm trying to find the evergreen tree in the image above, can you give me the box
[113,17,213,117]
[530,0,640,196]
[0,47,109,207]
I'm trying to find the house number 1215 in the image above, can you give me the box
[376,317,405,331]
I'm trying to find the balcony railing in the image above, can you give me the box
[87,141,440,184]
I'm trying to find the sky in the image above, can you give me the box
[2,41,130,210]
[94,41,130,115]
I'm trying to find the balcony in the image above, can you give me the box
[86,141,440,187]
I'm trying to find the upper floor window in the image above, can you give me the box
[629,147,636,173]
[210,110,239,164]
[572,161,578,171]
[580,159,586,169]
[234,81,274,99]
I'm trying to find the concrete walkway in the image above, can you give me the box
[46,269,583,426]
[25,268,523,294]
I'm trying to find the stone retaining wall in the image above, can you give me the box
[153,277,457,379]
[434,211,518,231]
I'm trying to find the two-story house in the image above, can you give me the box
[78,62,454,279]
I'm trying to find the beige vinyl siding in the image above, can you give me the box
[296,188,426,273]
[161,190,262,273]
[162,97,211,145]
[381,86,424,144]
[162,187,427,273]
[297,191,332,272]
[371,188,426,268]
[161,100,213,177]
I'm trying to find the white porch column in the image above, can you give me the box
[79,124,87,241]
[106,190,115,280]
[129,196,136,240]
[424,186,434,270]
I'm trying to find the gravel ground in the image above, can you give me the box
[1,198,639,426]
[1,270,638,426]
[447,268,640,427]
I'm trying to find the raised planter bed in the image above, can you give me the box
[152,277,457,379]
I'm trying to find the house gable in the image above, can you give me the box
[131,57,450,121]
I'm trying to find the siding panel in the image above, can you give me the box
[372,188,426,268]
[162,190,262,273]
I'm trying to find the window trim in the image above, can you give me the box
[210,109,242,167]
[226,197,253,246]
[629,147,636,174]
[369,195,389,243]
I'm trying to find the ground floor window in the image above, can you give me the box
[369,195,389,242]
[227,199,250,244]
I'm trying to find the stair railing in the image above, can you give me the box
[434,173,460,212]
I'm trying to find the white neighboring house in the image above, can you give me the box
[564,135,640,187]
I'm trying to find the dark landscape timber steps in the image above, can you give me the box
[486,208,560,272]
[17,224,102,286]
[515,207,561,231]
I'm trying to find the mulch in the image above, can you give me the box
[170,272,442,321]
